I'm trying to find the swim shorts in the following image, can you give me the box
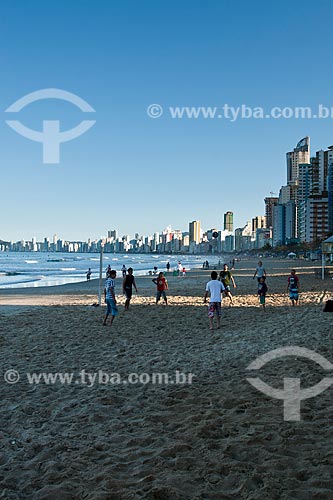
[208,302,222,318]
[106,299,118,316]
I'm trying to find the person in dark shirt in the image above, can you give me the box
[123,267,138,311]
[287,269,300,306]
[257,276,268,311]
[219,264,236,305]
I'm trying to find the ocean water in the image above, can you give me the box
[0,252,219,289]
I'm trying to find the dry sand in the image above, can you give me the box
[0,258,332,499]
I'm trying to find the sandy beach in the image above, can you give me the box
[0,258,332,499]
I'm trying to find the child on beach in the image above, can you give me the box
[103,270,118,326]
[204,271,225,330]
[287,269,300,306]
[257,276,268,311]
[219,264,236,305]
[152,272,168,305]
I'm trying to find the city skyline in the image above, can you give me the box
[1,1,333,241]
[3,133,333,254]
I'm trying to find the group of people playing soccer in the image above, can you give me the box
[204,261,300,329]
[102,261,300,329]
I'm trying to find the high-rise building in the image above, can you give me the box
[286,136,310,189]
[189,220,201,244]
[272,204,286,247]
[223,211,233,232]
[285,201,297,242]
[234,221,252,251]
[108,230,118,240]
[252,216,266,233]
[295,146,333,243]
[264,197,278,228]
[278,185,292,204]
[328,147,333,235]
[303,196,329,243]
[285,137,310,239]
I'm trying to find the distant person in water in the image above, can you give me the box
[121,264,127,278]
[105,264,111,277]
[123,267,138,311]
[166,262,170,273]
[86,268,92,281]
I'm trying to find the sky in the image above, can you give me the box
[1,0,333,242]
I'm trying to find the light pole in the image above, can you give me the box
[98,243,104,305]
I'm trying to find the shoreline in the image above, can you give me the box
[0,258,331,309]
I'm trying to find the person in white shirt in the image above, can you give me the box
[204,271,225,330]
[253,261,266,283]
[177,261,183,276]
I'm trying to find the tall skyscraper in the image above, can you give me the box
[108,229,118,240]
[285,137,310,239]
[223,211,233,232]
[252,216,266,233]
[286,136,310,190]
[264,197,278,228]
[328,147,333,235]
[189,220,201,244]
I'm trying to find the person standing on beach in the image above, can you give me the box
[177,261,183,276]
[219,264,236,305]
[123,267,138,311]
[153,272,168,305]
[86,268,92,281]
[166,262,170,273]
[287,269,300,306]
[121,265,127,278]
[257,276,268,311]
[204,271,225,330]
[103,270,118,326]
[253,260,266,282]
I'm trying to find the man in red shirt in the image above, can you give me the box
[153,272,168,305]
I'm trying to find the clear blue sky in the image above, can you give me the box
[1,0,332,241]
